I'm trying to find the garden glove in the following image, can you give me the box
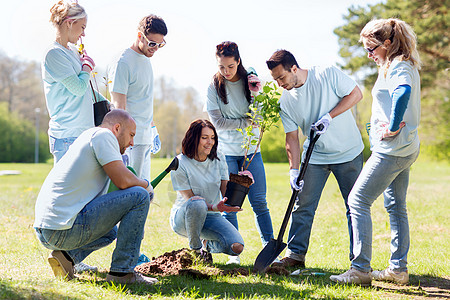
[289,169,304,192]
[311,113,332,134]
[377,121,406,140]
[150,126,161,154]
[247,74,262,92]
[238,170,254,185]
[144,179,154,201]
[80,53,95,71]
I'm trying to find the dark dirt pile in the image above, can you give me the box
[135,248,259,278]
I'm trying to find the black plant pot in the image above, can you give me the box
[224,181,249,208]
[93,101,111,126]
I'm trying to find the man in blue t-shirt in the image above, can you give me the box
[108,14,167,182]
[266,50,364,268]
[34,109,157,285]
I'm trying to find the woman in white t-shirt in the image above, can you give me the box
[170,119,244,263]
[331,18,421,286]
[43,1,104,164]
[206,41,274,265]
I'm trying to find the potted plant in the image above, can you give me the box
[225,82,281,207]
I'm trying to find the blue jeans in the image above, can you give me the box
[350,149,419,273]
[35,187,150,273]
[170,198,244,255]
[224,152,274,245]
[49,136,77,165]
[286,152,363,262]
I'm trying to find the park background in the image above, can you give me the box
[0,0,449,299]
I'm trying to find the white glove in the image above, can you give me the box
[150,126,161,154]
[311,113,332,134]
[289,169,304,192]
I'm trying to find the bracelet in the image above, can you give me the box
[144,179,150,188]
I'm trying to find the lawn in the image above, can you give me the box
[0,157,449,299]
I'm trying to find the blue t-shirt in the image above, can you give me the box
[108,48,154,144]
[34,127,122,230]
[370,59,420,156]
[279,66,364,164]
[206,79,259,156]
[170,152,229,214]
[42,42,94,138]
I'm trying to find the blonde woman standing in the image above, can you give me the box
[331,18,421,286]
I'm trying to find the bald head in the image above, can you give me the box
[101,109,135,128]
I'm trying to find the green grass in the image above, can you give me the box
[0,157,449,299]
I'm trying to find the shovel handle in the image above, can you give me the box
[277,127,322,242]
[150,170,168,188]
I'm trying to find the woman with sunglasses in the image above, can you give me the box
[43,0,106,274]
[331,18,421,286]
[43,0,105,164]
[206,41,274,265]
[170,119,244,263]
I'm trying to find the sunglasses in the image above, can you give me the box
[365,44,381,54]
[140,32,166,48]
[216,42,237,52]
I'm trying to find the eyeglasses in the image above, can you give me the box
[216,41,237,52]
[365,44,381,54]
[140,32,166,48]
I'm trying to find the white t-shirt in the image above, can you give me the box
[42,42,94,138]
[279,65,364,164]
[369,59,420,156]
[206,79,259,156]
[108,48,154,145]
[170,152,229,213]
[34,127,123,230]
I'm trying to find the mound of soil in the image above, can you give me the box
[135,248,255,278]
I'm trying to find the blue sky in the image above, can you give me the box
[1,0,382,98]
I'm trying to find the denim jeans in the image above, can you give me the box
[223,152,274,245]
[49,136,77,165]
[35,186,150,273]
[125,144,152,181]
[285,152,363,262]
[350,149,419,273]
[170,198,244,255]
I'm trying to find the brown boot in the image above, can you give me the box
[271,257,305,268]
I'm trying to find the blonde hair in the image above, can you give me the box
[360,18,421,70]
[50,0,87,27]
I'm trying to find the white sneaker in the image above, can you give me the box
[226,256,240,265]
[372,268,409,284]
[330,268,371,286]
[74,262,98,274]
[106,271,158,285]
[273,256,283,264]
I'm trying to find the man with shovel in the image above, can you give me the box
[266,50,364,268]
[34,109,157,285]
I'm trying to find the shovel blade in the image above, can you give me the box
[166,157,179,172]
[253,239,287,273]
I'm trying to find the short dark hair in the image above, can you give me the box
[182,119,219,161]
[266,49,299,71]
[138,14,167,36]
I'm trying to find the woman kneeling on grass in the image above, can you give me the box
[331,18,421,286]
[170,119,244,262]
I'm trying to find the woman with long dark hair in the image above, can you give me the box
[206,41,274,265]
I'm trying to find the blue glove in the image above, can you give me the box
[311,113,332,134]
[150,126,161,154]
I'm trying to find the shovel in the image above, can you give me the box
[253,127,322,273]
[108,157,179,193]
[150,156,179,188]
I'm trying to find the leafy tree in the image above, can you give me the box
[334,0,450,159]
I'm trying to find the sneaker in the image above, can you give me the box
[74,262,98,274]
[106,271,158,285]
[136,253,151,266]
[330,268,371,286]
[226,256,241,265]
[271,257,305,268]
[272,256,283,264]
[371,268,409,284]
[48,250,75,280]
